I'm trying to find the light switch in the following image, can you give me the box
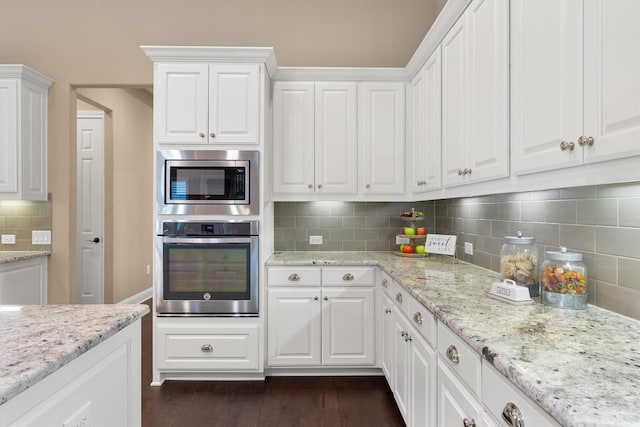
[309,235,323,245]
[1,234,16,244]
[32,230,52,245]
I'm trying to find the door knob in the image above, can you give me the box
[87,237,100,243]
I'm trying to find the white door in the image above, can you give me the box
[272,82,315,194]
[77,111,104,304]
[510,0,583,175]
[314,83,358,194]
[208,64,259,144]
[583,0,640,163]
[155,63,209,145]
[359,82,405,194]
[321,288,375,365]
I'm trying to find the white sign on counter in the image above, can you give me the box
[425,234,457,255]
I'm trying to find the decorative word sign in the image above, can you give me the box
[425,234,457,256]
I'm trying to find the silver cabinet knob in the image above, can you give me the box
[381,279,388,288]
[404,334,412,342]
[458,169,464,176]
[366,184,371,189]
[464,168,472,175]
[201,344,213,353]
[586,136,594,146]
[384,308,392,314]
[396,293,403,303]
[560,141,575,151]
[323,295,329,301]
[446,344,460,363]
[579,135,594,147]
[199,133,205,138]
[400,330,407,337]
[317,184,322,189]
[463,418,476,427]
[314,296,319,301]
[210,132,216,138]
[413,312,423,325]
[343,273,354,281]
[502,402,525,427]
[308,184,313,189]
[288,273,300,281]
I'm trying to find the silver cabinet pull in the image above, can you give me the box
[502,402,525,427]
[560,141,575,151]
[343,273,354,281]
[463,418,476,427]
[395,293,403,304]
[199,133,205,138]
[381,279,389,288]
[288,273,300,281]
[413,312,423,325]
[210,132,216,138]
[201,344,213,353]
[401,330,407,337]
[446,344,460,363]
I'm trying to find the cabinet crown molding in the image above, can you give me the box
[274,67,408,82]
[0,65,54,88]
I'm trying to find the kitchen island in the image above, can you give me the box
[267,251,640,427]
[0,304,149,426]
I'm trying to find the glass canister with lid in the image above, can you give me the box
[541,247,588,309]
[500,231,539,297]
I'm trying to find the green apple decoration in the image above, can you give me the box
[415,245,425,254]
[403,227,415,236]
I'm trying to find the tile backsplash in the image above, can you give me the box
[274,182,640,319]
[0,200,52,251]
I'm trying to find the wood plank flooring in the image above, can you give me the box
[140,301,405,427]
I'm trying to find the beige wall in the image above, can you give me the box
[0,0,445,303]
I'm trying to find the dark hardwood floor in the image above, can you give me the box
[140,300,405,427]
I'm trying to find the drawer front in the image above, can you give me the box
[268,267,321,286]
[158,325,259,370]
[322,267,374,286]
[482,362,560,427]
[408,296,436,347]
[377,270,394,298]
[437,322,481,396]
[393,283,411,318]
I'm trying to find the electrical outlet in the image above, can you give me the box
[1,234,16,244]
[32,230,51,245]
[464,242,473,255]
[309,235,323,245]
[146,265,151,275]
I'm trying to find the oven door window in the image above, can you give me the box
[163,242,252,301]
[168,166,246,202]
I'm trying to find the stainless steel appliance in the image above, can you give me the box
[157,150,259,215]
[156,220,259,316]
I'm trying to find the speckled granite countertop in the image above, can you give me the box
[0,304,149,405]
[0,251,50,264]
[267,251,640,427]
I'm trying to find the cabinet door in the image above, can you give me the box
[437,360,485,427]
[441,18,468,187]
[583,0,640,163]
[380,292,395,382]
[359,82,405,194]
[511,0,583,174]
[392,313,410,424]
[423,47,443,192]
[155,63,209,145]
[321,287,375,365]
[410,332,437,427]
[466,0,509,183]
[268,288,321,366]
[315,83,358,194]
[0,257,47,304]
[208,64,260,144]
[272,82,316,194]
[0,78,18,194]
[411,65,428,193]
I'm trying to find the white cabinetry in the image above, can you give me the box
[0,65,53,201]
[267,266,375,367]
[273,82,357,195]
[412,47,442,194]
[359,82,405,195]
[437,359,485,427]
[511,0,640,175]
[0,257,47,304]
[155,63,259,145]
[441,0,509,187]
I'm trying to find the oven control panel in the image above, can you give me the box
[160,221,259,237]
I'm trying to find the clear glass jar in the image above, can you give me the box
[500,231,539,296]
[541,247,587,309]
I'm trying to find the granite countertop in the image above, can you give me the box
[0,251,51,264]
[267,251,640,427]
[0,304,149,405]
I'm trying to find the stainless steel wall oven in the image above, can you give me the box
[156,220,259,316]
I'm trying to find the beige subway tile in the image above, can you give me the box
[577,199,618,226]
[295,216,319,229]
[522,200,577,224]
[581,252,617,284]
[596,227,640,258]
[559,224,596,252]
[476,220,492,236]
[319,216,342,228]
[491,221,510,238]
[619,198,640,227]
[597,182,640,198]
[559,186,596,199]
[618,257,640,291]
[343,216,366,228]
[343,241,366,251]
[531,223,560,246]
[509,221,533,237]
[330,228,354,240]
[501,203,521,221]
[274,240,295,251]
[595,281,626,315]
[365,216,388,228]
[365,240,390,251]
[476,203,501,220]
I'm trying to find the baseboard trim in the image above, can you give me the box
[118,287,152,305]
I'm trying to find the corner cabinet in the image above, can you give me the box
[511,0,640,175]
[154,63,260,145]
[441,0,509,187]
[0,65,53,201]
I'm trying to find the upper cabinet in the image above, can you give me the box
[441,0,509,187]
[154,63,260,145]
[359,82,405,195]
[511,0,640,175]
[412,47,442,194]
[0,65,54,201]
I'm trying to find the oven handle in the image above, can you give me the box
[161,236,257,245]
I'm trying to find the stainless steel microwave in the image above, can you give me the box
[156,150,259,215]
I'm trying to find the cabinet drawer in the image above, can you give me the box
[377,270,394,298]
[158,325,259,371]
[268,267,321,286]
[408,296,436,347]
[437,322,481,396]
[322,267,374,286]
[482,362,560,427]
[393,283,411,318]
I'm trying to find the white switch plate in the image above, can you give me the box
[464,242,473,255]
[396,236,410,245]
[309,235,323,245]
[32,230,52,245]
[1,234,16,244]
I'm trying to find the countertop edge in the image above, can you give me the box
[0,251,51,264]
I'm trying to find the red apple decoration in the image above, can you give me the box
[402,244,414,254]
[416,227,427,235]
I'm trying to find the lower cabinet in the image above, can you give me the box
[437,359,485,427]
[0,256,47,304]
